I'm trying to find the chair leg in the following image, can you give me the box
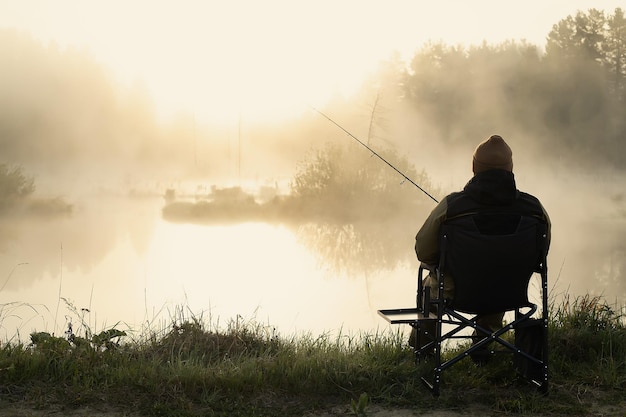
[421,373,441,397]
[410,321,438,363]
[420,343,442,397]
[421,317,443,397]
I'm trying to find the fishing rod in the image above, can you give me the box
[310,106,439,204]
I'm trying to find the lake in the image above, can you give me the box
[0,193,417,343]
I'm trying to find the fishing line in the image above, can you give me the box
[310,106,439,203]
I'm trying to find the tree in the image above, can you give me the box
[605,8,626,100]
[0,164,35,212]
[546,9,606,62]
[546,7,626,97]
[289,142,436,272]
[404,42,471,142]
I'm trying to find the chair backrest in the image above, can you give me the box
[439,212,548,314]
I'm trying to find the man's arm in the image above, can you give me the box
[415,198,448,266]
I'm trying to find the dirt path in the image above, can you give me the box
[0,404,471,417]
[307,407,470,417]
[0,403,141,417]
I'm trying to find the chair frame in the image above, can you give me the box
[378,213,549,396]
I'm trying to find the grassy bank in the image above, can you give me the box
[0,295,624,416]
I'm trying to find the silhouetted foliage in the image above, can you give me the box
[291,143,433,213]
[0,164,34,212]
[290,142,436,272]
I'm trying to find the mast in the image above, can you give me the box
[238,111,241,183]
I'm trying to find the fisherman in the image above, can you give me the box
[410,134,551,360]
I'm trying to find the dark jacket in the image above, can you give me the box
[415,169,551,266]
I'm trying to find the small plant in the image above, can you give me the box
[351,392,369,417]
[90,328,127,350]
[59,299,127,351]
[29,331,71,357]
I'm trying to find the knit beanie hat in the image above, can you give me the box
[472,135,513,174]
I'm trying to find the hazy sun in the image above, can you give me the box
[4,0,625,125]
[86,1,381,125]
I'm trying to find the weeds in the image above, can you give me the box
[549,294,626,389]
[0,294,624,416]
[551,293,624,332]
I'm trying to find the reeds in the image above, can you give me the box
[0,293,624,416]
[550,293,626,389]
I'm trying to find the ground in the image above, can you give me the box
[0,402,621,416]
[0,403,484,417]
[3,405,625,417]
[0,408,468,417]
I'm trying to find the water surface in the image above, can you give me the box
[0,195,416,342]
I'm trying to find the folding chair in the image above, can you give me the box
[378,212,549,396]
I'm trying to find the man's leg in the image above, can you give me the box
[408,272,438,351]
[476,312,505,334]
[470,312,505,364]
[408,321,436,351]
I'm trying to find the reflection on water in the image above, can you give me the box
[0,195,416,342]
[298,221,415,273]
[162,183,429,274]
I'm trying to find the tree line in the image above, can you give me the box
[374,7,626,167]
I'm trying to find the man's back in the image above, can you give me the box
[440,211,548,313]
[415,137,551,267]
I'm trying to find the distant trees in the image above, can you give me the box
[403,41,544,144]
[394,7,626,166]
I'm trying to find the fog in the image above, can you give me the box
[0,8,625,338]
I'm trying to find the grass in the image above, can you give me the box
[0,296,624,416]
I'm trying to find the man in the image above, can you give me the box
[410,134,551,356]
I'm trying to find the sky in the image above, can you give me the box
[1,0,625,125]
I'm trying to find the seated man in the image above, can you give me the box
[410,135,551,359]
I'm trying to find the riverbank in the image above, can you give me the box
[0,294,624,417]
